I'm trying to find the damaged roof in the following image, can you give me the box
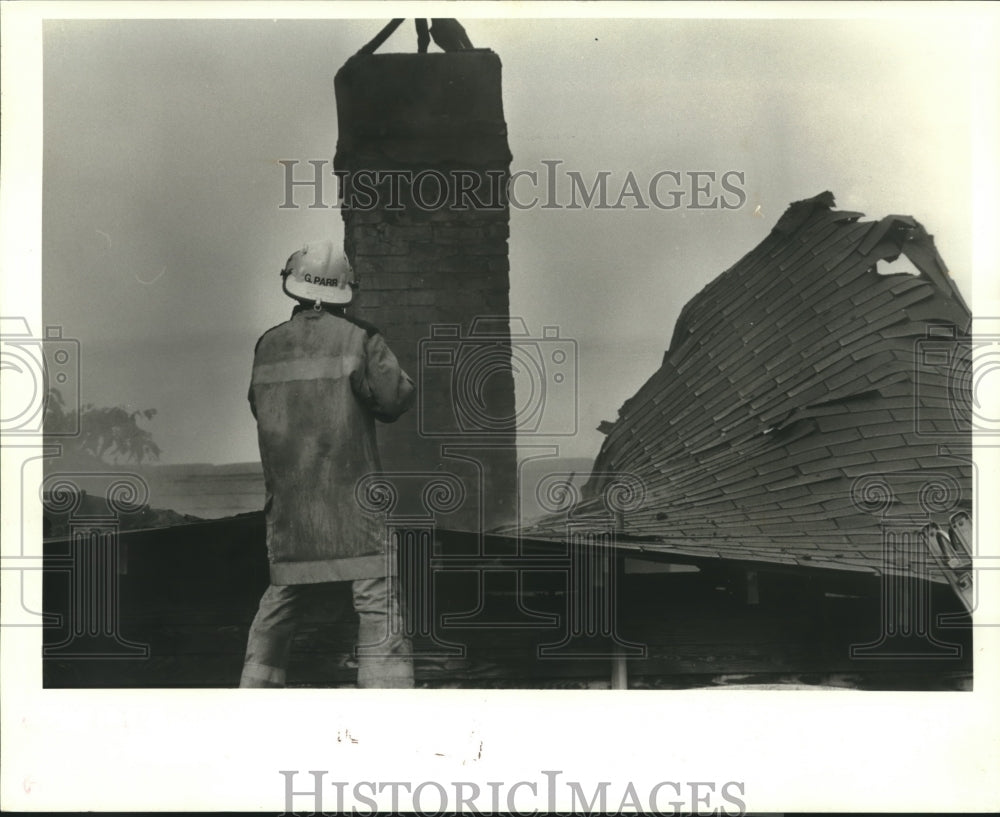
[521,192,972,580]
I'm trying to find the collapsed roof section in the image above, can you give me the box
[523,192,972,580]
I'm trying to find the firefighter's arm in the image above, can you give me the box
[248,332,267,420]
[354,332,415,423]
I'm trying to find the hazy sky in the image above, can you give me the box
[41,14,978,464]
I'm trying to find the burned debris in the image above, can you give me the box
[524,192,973,588]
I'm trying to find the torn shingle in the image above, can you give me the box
[521,192,972,583]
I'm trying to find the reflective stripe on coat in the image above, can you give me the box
[250,307,414,584]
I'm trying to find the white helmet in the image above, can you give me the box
[281,239,356,306]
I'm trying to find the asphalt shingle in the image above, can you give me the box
[520,192,972,583]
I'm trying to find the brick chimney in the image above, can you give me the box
[334,51,517,531]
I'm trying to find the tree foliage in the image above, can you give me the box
[44,388,162,464]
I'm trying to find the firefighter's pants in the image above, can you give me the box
[239,576,414,688]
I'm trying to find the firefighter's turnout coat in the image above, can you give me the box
[249,305,415,584]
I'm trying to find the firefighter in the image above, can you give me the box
[240,239,416,688]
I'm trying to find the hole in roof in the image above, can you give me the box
[875,254,922,277]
